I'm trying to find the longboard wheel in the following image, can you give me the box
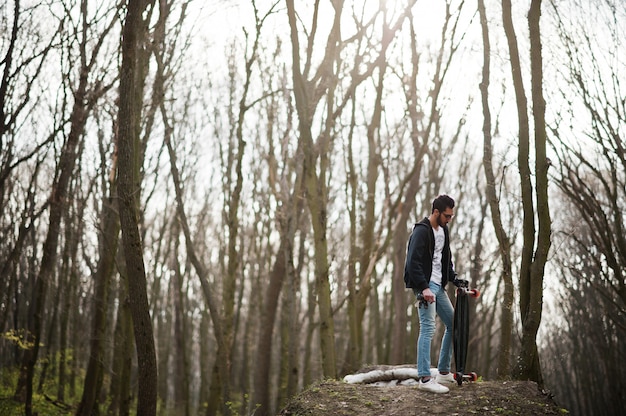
[469,289,480,298]
[453,372,478,384]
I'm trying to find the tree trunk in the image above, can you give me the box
[280,249,300,410]
[518,0,550,385]
[390,228,410,364]
[478,0,514,379]
[116,0,158,414]
[254,87,306,412]
[163,99,229,416]
[77,152,120,415]
[107,270,133,416]
[13,33,89,416]
[199,310,212,412]
[37,268,61,395]
[502,0,548,384]
[172,240,191,416]
[302,277,317,386]
[56,195,83,400]
[344,20,389,373]
[253,237,289,415]
[285,0,338,379]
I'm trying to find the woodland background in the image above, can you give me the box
[0,0,624,415]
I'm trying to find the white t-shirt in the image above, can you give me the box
[431,226,445,285]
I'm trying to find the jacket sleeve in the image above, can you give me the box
[447,241,456,280]
[448,258,457,285]
[443,226,457,287]
[404,226,429,293]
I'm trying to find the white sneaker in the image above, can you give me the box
[436,372,456,384]
[418,377,449,394]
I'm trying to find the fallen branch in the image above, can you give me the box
[343,366,419,384]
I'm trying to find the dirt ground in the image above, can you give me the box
[279,378,568,416]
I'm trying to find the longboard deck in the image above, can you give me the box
[453,286,479,386]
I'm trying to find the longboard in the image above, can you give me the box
[453,284,480,386]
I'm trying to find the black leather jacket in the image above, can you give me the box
[403,217,456,293]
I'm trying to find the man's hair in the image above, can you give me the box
[431,194,455,213]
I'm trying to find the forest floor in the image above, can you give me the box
[278,377,569,416]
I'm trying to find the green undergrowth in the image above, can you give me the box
[0,367,73,416]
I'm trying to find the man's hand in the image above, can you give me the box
[421,288,435,303]
[453,278,469,288]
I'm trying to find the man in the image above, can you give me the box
[404,194,463,393]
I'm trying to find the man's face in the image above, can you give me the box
[437,207,454,227]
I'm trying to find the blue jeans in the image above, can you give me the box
[415,281,454,377]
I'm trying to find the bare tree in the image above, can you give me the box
[158,27,239,414]
[284,0,342,378]
[543,1,626,413]
[501,0,550,384]
[251,7,307,412]
[0,1,59,360]
[477,0,514,378]
[116,0,159,414]
[0,1,58,213]
[77,113,121,416]
[389,0,469,364]
[12,1,115,412]
[343,0,418,375]
[72,3,124,413]
[107,247,134,416]
[521,0,551,384]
